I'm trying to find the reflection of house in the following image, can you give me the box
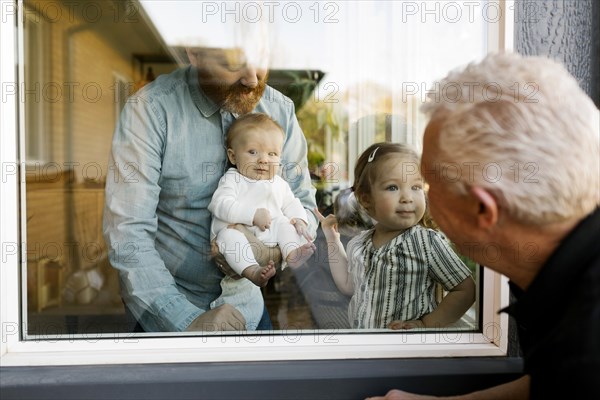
[24,0,325,332]
[25,0,174,319]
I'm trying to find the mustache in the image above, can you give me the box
[229,79,266,96]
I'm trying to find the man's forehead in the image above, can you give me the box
[189,47,243,59]
[188,45,269,69]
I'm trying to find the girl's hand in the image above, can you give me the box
[314,207,340,240]
[290,218,313,242]
[253,208,271,231]
[388,319,425,330]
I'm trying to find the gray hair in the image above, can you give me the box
[421,52,600,225]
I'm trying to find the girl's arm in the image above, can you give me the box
[314,208,354,296]
[419,277,475,328]
[389,277,475,330]
[421,230,476,328]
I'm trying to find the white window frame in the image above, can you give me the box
[1,0,514,367]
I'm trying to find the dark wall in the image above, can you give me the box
[515,0,599,106]
[594,0,600,108]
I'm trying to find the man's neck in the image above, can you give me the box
[492,217,580,290]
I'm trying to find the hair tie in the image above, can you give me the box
[367,147,380,163]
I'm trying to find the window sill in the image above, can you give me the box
[0,357,523,399]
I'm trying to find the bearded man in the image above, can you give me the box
[103,45,318,332]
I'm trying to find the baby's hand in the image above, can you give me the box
[290,218,313,242]
[314,207,340,240]
[253,208,272,231]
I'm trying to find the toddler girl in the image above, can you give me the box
[317,142,475,329]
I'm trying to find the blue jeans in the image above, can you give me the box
[256,305,273,330]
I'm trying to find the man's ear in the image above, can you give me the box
[470,186,498,229]
[227,148,236,165]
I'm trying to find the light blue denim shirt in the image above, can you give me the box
[103,66,318,332]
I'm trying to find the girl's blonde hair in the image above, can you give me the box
[353,142,437,229]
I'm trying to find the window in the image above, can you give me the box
[1,0,513,366]
[23,6,50,163]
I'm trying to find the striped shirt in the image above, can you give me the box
[347,225,472,329]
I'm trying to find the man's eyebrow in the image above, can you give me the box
[222,49,246,62]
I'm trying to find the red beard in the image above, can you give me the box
[222,80,266,115]
[204,78,267,115]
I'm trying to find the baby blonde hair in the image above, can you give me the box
[226,112,284,149]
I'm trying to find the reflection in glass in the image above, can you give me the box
[22,0,485,338]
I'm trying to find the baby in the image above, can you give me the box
[208,112,316,329]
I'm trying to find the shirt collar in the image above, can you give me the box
[499,281,524,316]
[500,207,600,318]
[187,65,221,118]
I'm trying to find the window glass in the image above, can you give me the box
[22,0,491,339]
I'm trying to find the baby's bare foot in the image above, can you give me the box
[286,242,316,269]
[242,262,276,287]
